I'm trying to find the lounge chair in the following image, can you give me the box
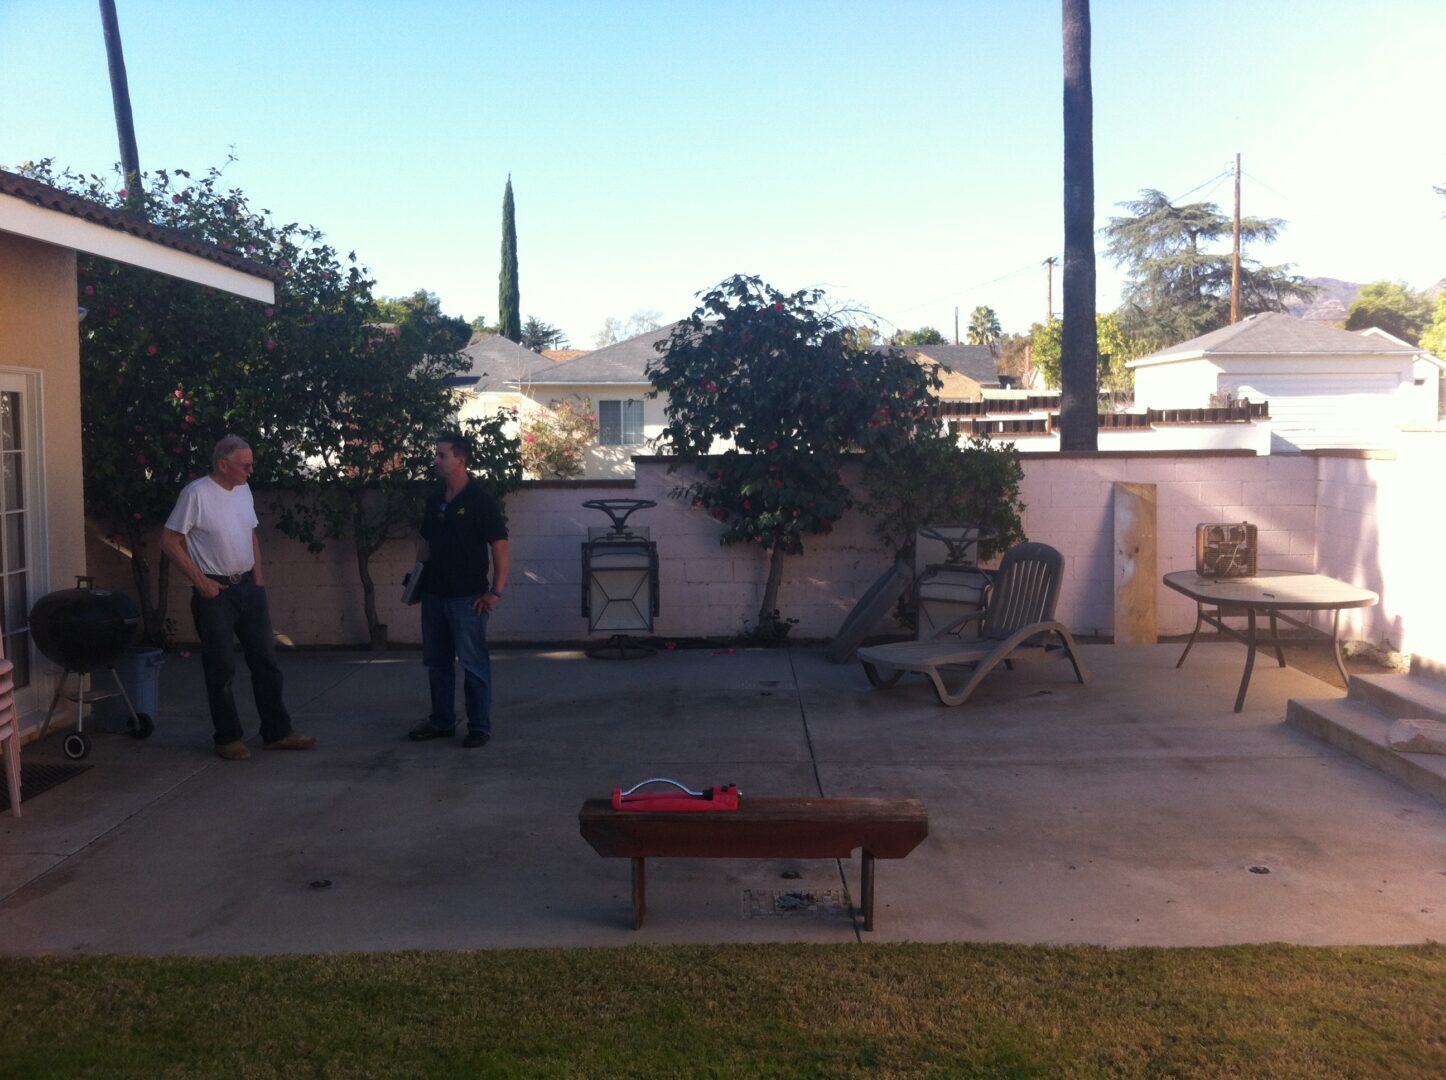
[857,542,1092,706]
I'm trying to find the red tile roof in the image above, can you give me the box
[0,168,284,283]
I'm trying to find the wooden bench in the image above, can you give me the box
[577,796,928,930]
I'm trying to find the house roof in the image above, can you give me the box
[0,168,283,284]
[456,334,554,392]
[523,322,678,385]
[1129,311,1420,367]
[542,348,589,362]
[908,344,1002,385]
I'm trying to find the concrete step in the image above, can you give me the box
[1411,654,1446,682]
[1286,697,1446,806]
[1348,672,1446,723]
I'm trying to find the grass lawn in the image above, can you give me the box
[2,942,1442,1078]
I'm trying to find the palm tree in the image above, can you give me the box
[966,306,1002,350]
[1060,0,1098,451]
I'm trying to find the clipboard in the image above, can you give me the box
[401,561,425,605]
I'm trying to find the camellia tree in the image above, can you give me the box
[23,158,519,647]
[647,274,939,640]
[23,158,325,641]
[270,290,521,649]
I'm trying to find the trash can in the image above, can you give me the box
[92,646,163,730]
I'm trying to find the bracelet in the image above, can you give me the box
[487,590,503,599]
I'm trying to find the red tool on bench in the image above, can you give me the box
[611,778,740,812]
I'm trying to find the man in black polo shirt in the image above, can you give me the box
[407,432,510,748]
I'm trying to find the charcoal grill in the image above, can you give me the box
[30,576,153,759]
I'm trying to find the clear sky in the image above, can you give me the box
[3,0,1443,348]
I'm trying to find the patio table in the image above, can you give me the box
[1163,569,1378,712]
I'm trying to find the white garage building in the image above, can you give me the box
[1127,312,1442,452]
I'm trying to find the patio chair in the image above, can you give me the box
[0,634,19,816]
[857,542,1092,706]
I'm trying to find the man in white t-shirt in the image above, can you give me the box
[161,435,316,761]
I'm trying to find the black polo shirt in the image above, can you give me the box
[419,479,508,598]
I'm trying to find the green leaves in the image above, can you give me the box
[1104,188,1314,351]
[647,274,939,564]
[33,157,522,645]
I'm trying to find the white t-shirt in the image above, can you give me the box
[164,476,259,576]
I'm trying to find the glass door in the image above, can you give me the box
[0,373,38,713]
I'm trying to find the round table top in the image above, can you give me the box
[1163,569,1379,610]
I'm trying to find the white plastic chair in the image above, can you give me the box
[0,633,19,816]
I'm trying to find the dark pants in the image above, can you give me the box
[190,581,293,745]
[421,594,492,736]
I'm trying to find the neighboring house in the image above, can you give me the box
[907,344,1005,400]
[1127,312,1443,452]
[0,168,277,726]
[451,333,555,432]
[516,324,677,477]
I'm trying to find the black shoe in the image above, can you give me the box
[462,732,490,749]
[408,720,456,742]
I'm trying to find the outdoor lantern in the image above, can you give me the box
[581,499,660,659]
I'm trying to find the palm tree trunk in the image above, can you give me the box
[99,0,143,212]
[1060,0,1099,451]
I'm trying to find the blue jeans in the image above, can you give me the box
[421,595,492,736]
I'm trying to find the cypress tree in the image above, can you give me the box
[498,176,521,342]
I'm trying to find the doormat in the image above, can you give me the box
[741,888,849,919]
[0,762,93,812]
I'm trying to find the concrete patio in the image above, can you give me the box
[1,643,1442,955]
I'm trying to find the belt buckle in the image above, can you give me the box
[226,572,244,585]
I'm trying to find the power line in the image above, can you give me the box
[886,259,1044,321]
[1170,170,1232,204]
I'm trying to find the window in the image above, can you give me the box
[598,399,644,446]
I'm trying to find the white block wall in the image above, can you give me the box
[88,437,1446,661]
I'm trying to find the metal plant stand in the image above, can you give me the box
[913,524,995,640]
[581,499,660,660]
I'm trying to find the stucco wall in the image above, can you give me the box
[1131,359,1222,409]
[0,235,88,711]
[1313,433,1446,658]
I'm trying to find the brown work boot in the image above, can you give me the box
[216,740,251,761]
[263,733,317,751]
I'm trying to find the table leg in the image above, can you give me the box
[631,857,646,930]
[1176,604,1206,668]
[1233,608,1258,713]
[860,851,876,932]
[1330,608,1349,686]
[1269,611,1285,667]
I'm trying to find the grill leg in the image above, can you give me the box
[35,674,70,740]
[631,857,646,930]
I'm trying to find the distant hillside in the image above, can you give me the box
[1282,277,1445,324]
[1282,278,1359,323]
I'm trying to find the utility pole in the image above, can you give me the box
[99,0,142,212]
[1230,152,1242,324]
[1043,256,1057,322]
[954,305,959,345]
